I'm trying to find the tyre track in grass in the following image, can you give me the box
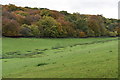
[2,38,118,59]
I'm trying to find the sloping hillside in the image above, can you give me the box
[2,4,120,37]
[2,38,118,78]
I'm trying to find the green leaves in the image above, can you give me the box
[2,4,119,38]
[37,16,60,37]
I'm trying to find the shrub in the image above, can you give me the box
[108,31,117,37]
[79,31,87,38]
[2,18,20,36]
[37,16,61,37]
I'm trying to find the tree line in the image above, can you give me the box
[2,4,120,38]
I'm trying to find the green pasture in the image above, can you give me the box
[2,37,118,78]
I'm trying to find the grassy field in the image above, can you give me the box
[2,37,118,78]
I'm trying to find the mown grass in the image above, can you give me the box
[2,37,118,78]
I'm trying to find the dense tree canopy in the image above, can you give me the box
[2,4,120,38]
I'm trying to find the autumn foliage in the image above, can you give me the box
[2,4,120,38]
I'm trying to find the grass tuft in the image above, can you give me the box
[37,63,48,66]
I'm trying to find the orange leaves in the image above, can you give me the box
[2,4,119,37]
[79,31,87,38]
[2,18,20,36]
